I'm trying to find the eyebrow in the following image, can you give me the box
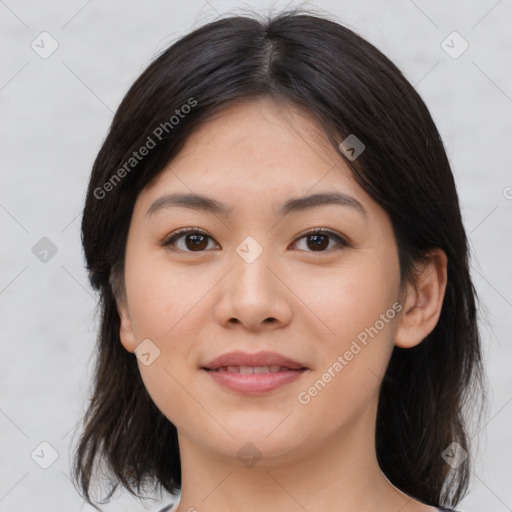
[146,191,367,218]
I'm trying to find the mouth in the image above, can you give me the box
[202,350,308,371]
[201,351,309,395]
[207,365,304,374]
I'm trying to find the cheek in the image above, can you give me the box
[291,251,400,402]
[124,254,201,340]
[292,254,400,343]
[124,254,208,425]
[295,308,397,435]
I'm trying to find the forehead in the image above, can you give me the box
[140,98,365,205]
[126,98,398,265]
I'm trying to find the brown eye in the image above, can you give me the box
[306,233,330,251]
[162,229,218,252]
[292,229,348,252]
[183,233,209,251]
[162,228,347,253]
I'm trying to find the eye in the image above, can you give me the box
[161,228,219,252]
[291,228,348,253]
[161,227,348,253]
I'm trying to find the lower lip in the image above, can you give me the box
[203,368,307,395]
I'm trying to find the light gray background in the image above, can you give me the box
[1,1,511,511]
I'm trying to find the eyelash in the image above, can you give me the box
[160,227,349,254]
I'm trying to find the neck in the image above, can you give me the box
[173,405,428,512]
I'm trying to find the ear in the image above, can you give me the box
[116,296,137,353]
[395,248,448,349]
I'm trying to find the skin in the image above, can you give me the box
[116,97,447,512]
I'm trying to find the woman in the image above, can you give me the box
[73,10,485,512]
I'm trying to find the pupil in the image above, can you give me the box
[187,234,207,251]
[308,234,328,251]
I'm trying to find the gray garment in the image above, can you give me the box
[159,504,459,511]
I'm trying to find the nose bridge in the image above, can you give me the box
[213,235,292,331]
[232,235,275,301]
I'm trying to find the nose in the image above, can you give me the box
[213,243,293,332]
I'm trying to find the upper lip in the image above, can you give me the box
[202,351,307,370]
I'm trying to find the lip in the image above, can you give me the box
[203,350,306,370]
[201,351,309,395]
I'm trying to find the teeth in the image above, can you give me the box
[216,365,288,373]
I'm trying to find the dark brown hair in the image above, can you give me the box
[73,9,485,510]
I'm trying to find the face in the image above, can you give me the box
[117,97,407,465]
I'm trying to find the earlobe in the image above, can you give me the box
[116,299,137,353]
[394,248,448,349]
